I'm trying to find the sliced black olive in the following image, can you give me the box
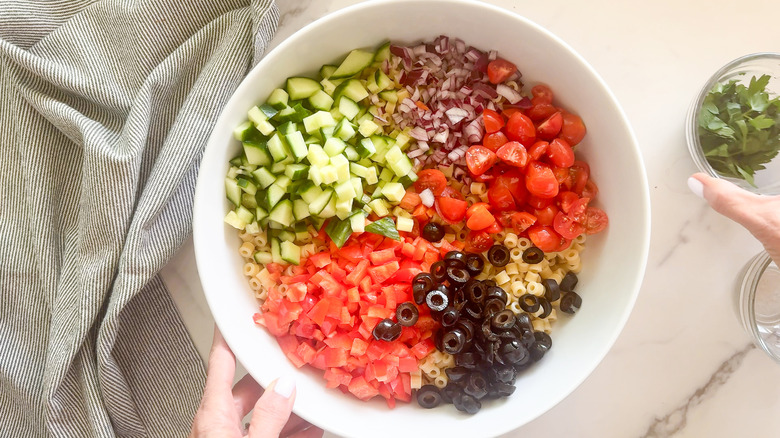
[445,366,469,383]
[483,279,497,288]
[412,273,435,304]
[491,382,516,398]
[464,253,485,276]
[486,286,508,304]
[417,385,442,409]
[482,298,505,318]
[560,291,583,314]
[426,289,449,312]
[457,319,476,343]
[463,302,483,321]
[395,302,419,326]
[372,318,402,342]
[493,366,517,384]
[455,351,480,369]
[455,394,481,415]
[422,222,445,242]
[534,331,552,350]
[464,372,488,399]
[542,278,561,302]
[452,288,467,310]
[515,312,534,332]
[446,266,470,285]
[537,297,552,319]
[481,319,499,342]
[440,306,460,327]
[501,339,529,364]
[491,309,516,330]
[442,328,467,354]
[464,280,487,304]
[430,261,447,282]
[522,246,544,264]
[487,245,511,267]
[529,331,552,362]
[444,250,466,263]
[560,271,579,291]
[519,294,540,313]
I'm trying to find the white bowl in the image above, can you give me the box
[193,1,651,436]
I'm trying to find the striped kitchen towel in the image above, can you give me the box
[0,1,278,436]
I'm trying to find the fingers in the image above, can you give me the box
[688,173,765,232]
[248,377,296,438]
[232,373,264,418]
[204,327,236,395]
[280,416,324,438]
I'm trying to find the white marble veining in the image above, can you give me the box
[163,0,780,436]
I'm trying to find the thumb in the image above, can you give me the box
[248,376,296,438]
[688,173,765,232]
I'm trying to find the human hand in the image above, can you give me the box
[189,327,323,438]
[688,173,780,266]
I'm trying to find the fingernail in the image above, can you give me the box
[687,176,704,199]
[273,375,295,399]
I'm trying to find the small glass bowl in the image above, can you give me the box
[736,251,780,363]
[686,53,780,195]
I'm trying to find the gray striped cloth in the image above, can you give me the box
[0,1,278,436]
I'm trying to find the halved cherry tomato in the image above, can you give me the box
[497,211,536,234]
[569,161,590,194]
[547,138,575,168]
[527,225,566,253]
[528,141,549,161]
[525,161,559,199]
[494,170,527,205]
[560,113,586,146]
[501,107,522,120]
[568,197,590,221]
[483,131,508,152]
[487,183,516,212]
[583,207,608,235]
[582,179,599,200]
[465,230,494,252]
[527,103,557,122]
[414,169,447,196]
[505,112,536,147]
[435,196,468,223]
[557,191,580,213]
[466,202,491,219]
[536,112,563,141]
[487,58,517,84]
[465,145,498,176]
[482,109,505,134]
[531,84,554,105]
[533,204,559,227]
[553,211,585,240]
[496,141,529,168]
[552,165,570,186]
[439,185,465,200]
[466,205,496,230]
[527,194,553,210]
[484,220,503,234]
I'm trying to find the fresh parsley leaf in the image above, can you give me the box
[698,74,780,186]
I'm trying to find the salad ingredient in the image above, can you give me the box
[698,74,780,186]
[414,169,448,196]
[416,385,443,409]
[560,271,579,291]
[373,318,402,341]
[421,222,445,242]
[487,58,518,84]
[521,246,544,264]
[486,245,510,267]
[396,302,420,326]
[464,253,485,276]
[505,112,536,146]
[364,217,401,241]
[496,141,529,168]
[560,291,583,314]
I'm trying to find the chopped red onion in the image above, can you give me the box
[496,84,522,104]
[420,189,435,207]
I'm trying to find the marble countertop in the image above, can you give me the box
[162,0,780,436]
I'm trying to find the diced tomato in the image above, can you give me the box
[466,205,496,230]
[482,109,505,133]
[435,196,468,223]
[465,230,494,252]
[414,169,447,196]
[560,112,587,146]
[483,130,508,152]
[536,111,563,141]
[465,145,498,176]
[487,58,517,84]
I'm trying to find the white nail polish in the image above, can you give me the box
[687,177,704,199]
[273,375,295,399]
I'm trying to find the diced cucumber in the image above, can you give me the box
[266,133,289,162]
[319,64,338,79]
[320,125,335,140]
[277,103,311,123]
[398,171,418,188]
[236,206,254,224]
[378,90,398,103]
[374,69,393,91]
[308,189,333,215]
[349,210,365,233]
[320,78,337,95]
[356,138,376,158]
[309,89,334,111]
[267,88,289,109]
[344,145,359,161]
[255,206,268,221]
[309,166,323,186]
[371,181,386,199]
[331,49,375,79]
[365,166,378,185]
[284,131,308,162]
[318,196,337,218]
[224,210,246,229]
[381,182,406,203]
[280,241,301,265]
[307,143,330,167]
[293,199,311,220]
[225,177,242,207]
[286,180,306,195]
[379,166,395,183]
[349,162,369,179]
[396,216,414,232]
[334,180,356,201]
[329,154,350,183]
[247,107,276,136]
[368,198,390,217]
[268,199,294,227]
[303,110,336,134]
[265,184,286,209]
[334,118,356,141]
[276,230,296,242]
[241,193,258,209]
[243,141,272,166]
[333,79,369,102]
[300,184,323,204]
[233,121,257,142]
[389,155,414,177]
[310,216,325,231]
[384,145,404,165]
[286,77,322,100]
[254,251,273,265]
[277,121,298,135]
[338,97,360,121]
[373,41,391,63]
[271,238,282,264]
[323,137,347,157]
[319,165,338,185]
[236,175,257,195]
[350,177,363,199]
[358,119,380,137]
[395,131,411,150]
[282,163,308,181]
